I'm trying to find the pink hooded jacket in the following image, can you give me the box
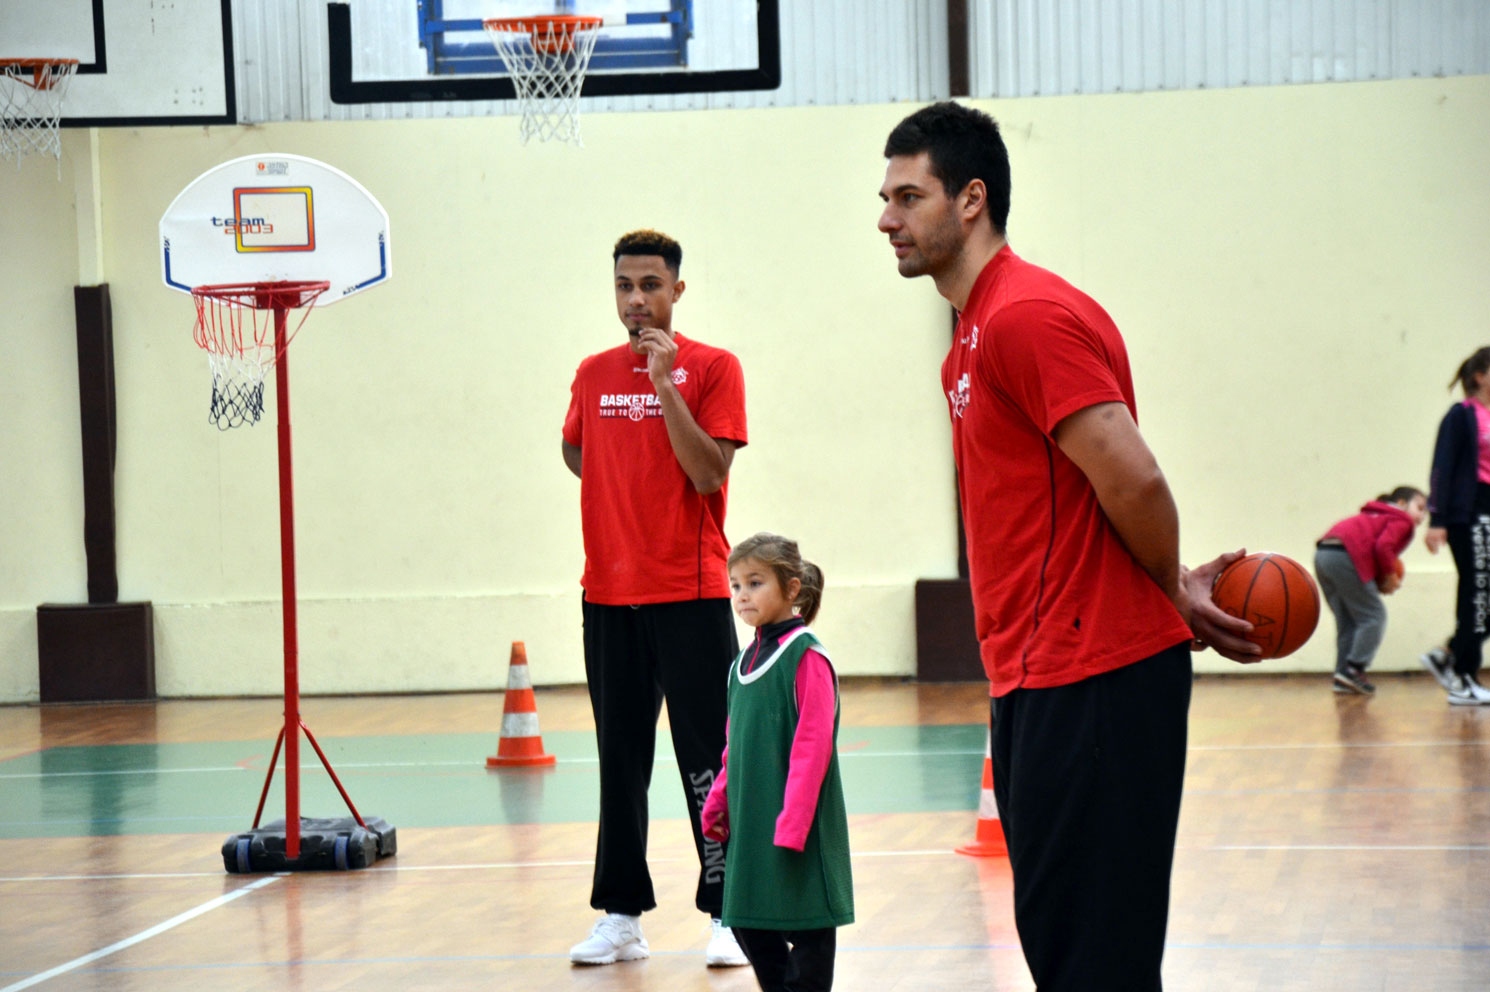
[1320,500,1415,584]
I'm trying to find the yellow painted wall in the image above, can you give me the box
[1,76,1486,701]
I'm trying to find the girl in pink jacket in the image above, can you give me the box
[1314,486,1427,694]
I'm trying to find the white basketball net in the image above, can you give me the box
[0,60,77,167]
[484,20,601,146]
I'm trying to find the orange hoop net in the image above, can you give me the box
[0,59,78,167]
[483,16,603,145]
[191,281,330,429]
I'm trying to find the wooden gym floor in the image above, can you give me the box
[1,673,1487,991]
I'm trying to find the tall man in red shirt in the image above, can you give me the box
[561,229,749,969]
[877,103,1259,990]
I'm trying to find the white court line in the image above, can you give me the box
[0,874,281,992]
[0,762,475,780]
[0,861,635,884]
[0,749,987,783]
[0,849,962,885]
[0,871,229,883]
[4,841,1485,888]
[344,858,601,872]
[4,740,1483,781]
[0,752,975,780]
[1205,844,1490,852]
[1188,740,1489,751]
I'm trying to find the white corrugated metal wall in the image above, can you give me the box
[232,1,1490,124]
[970,0,1490,97]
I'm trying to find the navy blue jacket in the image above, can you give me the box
[1428,401,1480,528]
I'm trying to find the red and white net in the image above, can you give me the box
[191,282,329,430]
[0,60,78,167]
[484,17,602,146]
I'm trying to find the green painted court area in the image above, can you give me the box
[0,724,984,839]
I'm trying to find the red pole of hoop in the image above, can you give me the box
[273,303,303,860]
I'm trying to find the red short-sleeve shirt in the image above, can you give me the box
[942,247,1191,696]
[564,334,747,604]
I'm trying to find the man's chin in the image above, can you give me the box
[897,256,930,278]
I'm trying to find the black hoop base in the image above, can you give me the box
[222,816,397,873]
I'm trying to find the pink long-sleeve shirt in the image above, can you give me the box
[701,631,836,852]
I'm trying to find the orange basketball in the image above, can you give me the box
[1210,552,1321,659]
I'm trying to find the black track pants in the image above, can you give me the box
[583,598,737,916]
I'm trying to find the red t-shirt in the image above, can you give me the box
[563,333,748,604]
[943,247,1191,696]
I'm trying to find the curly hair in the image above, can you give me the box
[613,229,682,275]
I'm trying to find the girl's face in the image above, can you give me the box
[729,558,800,628]
[1473,368,1490,402]
[1403,494,1428,526]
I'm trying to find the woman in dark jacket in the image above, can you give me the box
[1421,346,1490,704]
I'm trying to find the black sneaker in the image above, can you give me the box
[1333,666,1376,695]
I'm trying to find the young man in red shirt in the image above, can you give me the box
[877,103,1259,991]
[561,229,749,969]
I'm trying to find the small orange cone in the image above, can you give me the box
[486,642,556,768]
[955,727,1007,857]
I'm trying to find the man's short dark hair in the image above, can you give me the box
[613,229,682,275]
[884,102,1011,235]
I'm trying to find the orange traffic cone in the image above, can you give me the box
[955,727,1007,857]
[486,642,556,768]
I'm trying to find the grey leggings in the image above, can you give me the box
[1314,545,1386,673]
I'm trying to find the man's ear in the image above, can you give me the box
[959,179,987,223]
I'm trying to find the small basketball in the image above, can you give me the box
[1210,552,1321,659]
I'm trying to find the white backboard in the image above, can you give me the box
[160,154,391,303]
[0,0,232,123]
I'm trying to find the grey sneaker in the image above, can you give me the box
[1420,647,1454,690]
[1446,673,1490,706]
[1333,666,1376,695]
[570,913,649,965]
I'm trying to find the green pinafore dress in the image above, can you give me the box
[720,626,854,930]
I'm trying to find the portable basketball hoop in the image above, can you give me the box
[483,15,602,145]
[0,58,77,167]
[191,281,329,430]
[160,155,396,871]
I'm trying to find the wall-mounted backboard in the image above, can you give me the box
[0,0,233,125]
[329,0,779,104]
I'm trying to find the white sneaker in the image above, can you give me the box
[569,913,649,965]
[1446,673,1490,706]
[1420,646,1455,690]
[705,919,749,967]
